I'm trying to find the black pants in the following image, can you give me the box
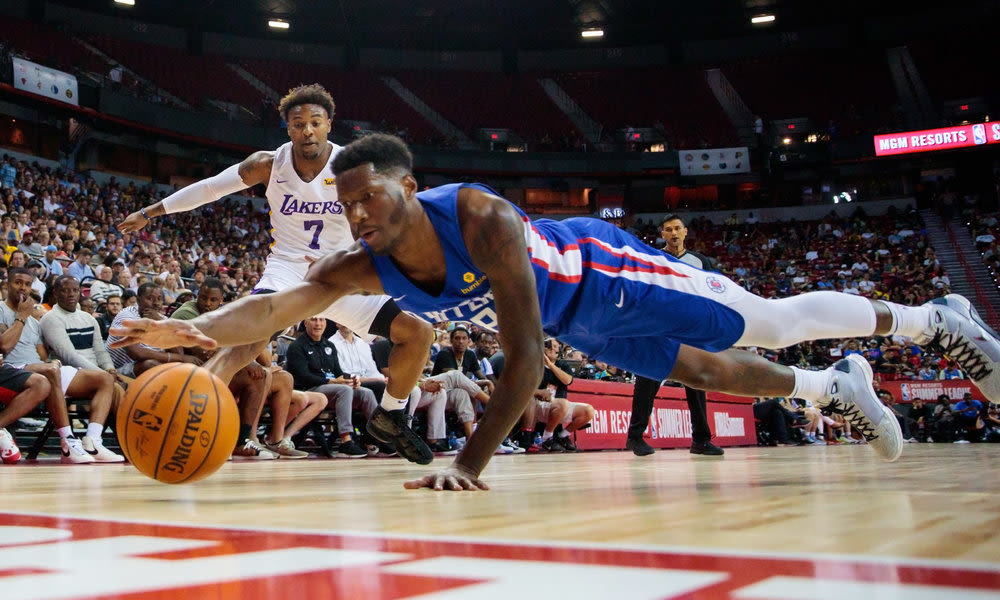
[752,398,792,444]
[628,375,712,443]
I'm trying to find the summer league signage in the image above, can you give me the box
[873,121,1000,157]
[678,147,750,176]
[11,57,79,107]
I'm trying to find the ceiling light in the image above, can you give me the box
[114,0,135,6]
[268,19,290,30]
[581,28,604,39]
[751,14,776,24]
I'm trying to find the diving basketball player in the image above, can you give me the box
[113,133,1000,491]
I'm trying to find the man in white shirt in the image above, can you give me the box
[330,322,385,401]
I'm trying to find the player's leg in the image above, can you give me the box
[589,336,903,462]
[668,345,901,460]
[326,296,434,464]
[730,287,1000,403]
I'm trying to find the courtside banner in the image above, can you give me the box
[873,122,1000,156]
[567,380,756,450]
[881,379,986,403]
[678,147,750,175]
[12,57,79,107]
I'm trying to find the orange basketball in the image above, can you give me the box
[117,363,239,484]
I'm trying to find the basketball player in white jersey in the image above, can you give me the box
[119,84,435,463]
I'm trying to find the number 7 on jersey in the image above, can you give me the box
[304,220,323,250]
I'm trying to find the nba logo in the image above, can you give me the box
[973,124,987,145]
[900,383,911,402]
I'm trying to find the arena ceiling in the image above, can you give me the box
[48,0,990,51]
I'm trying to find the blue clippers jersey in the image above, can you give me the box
[362,183,745,368]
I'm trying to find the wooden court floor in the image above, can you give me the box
[1,444,998,599]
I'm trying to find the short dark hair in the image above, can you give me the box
[450,326,469,340]
[201,277,224,292]
[661,213,684,227]
[137,282,161,299]
[7,267,32,280]
[331,133,413,177]
[278,84,335,122]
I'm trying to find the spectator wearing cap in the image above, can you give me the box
[41,244,63,279]
[67,247,95,282]
[109,257,130,285]
[25,258,47,300]
[18,230,41,258]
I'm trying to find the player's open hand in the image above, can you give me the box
[403,465,489,492]
[110,318,218,351]
[118,210,149,234]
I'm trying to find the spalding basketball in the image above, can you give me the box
[117,363,239,484]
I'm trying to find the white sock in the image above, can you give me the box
[86,422,104,441]
[57,426,72,439]
[790,367,832,403]
[884,302,933,338]
[541,431,553,441]
[380,391,409,411]
[558,429,571,438]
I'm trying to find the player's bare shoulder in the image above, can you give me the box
[456,186,526,267]
[238,150,277,187]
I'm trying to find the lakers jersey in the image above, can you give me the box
[362,183,746,379]
[265,141,352,261]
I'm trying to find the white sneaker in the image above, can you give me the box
[230,438,278,460]
[917,295,1000,403]
[0,427,21,464]
[61,437,96,464]
[502,438,526,454]
[495,443,514,455]
[265,438,309,459]
[954,439,971,444]
[821,354,903,462]
[82,435,125,463]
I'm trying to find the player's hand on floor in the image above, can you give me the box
[404,465,489,492]
[110,319,218,351]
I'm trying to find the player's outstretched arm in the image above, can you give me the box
[118,151,272,233]
[113,248,378,350]
[404,189,543,491]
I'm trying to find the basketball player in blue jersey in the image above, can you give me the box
[119,87,435,463]
[113,133,1000,492]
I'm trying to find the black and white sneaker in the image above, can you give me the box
[821,355,903,462]
[335,438,368,459]
[918,294,1000,403]
[366,407,434,465]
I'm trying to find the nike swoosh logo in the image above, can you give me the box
[395,295,407,302]
[86,448,98,455]
[615,289,624,308]
[276,179,288,183]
